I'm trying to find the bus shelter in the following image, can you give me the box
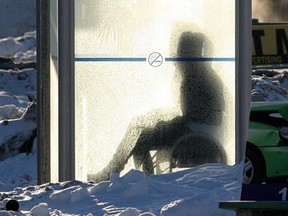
[37,0,251,183]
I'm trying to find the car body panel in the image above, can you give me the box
[247,102,288,180]
[259,146,288,178]
[248,122,279,147]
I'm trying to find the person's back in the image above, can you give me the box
[175,32,224,126]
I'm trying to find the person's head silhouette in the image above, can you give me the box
[177,32,203,57]
[175,32,213,76]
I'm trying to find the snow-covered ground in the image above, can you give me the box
[0,161,242,216]
[0,31,287,215]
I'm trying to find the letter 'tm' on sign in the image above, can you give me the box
[252,30,265,56]
[276,29,288,55]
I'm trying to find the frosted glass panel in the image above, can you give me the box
[75,0,235,182]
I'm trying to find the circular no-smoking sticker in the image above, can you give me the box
[148,52,163,67]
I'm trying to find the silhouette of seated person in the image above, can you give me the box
[90,31,227,182]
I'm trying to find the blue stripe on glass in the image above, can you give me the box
[75,57,235,62]
[75,57,146,62]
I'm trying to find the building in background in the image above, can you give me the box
[253,0,288,22]
[0,0,36,38]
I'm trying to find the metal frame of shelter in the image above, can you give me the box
[37,0,252,184]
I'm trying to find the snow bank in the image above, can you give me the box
[0,163,242,215]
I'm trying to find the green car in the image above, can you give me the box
[244,102,288,184]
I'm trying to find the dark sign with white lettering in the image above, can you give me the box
[253,24,288,66]
[242,184,288,201]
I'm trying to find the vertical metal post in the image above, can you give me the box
[58,0,75,181]
[236,0,252,163]
[37,0,51,184]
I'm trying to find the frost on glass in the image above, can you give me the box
[75,0,235,182]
